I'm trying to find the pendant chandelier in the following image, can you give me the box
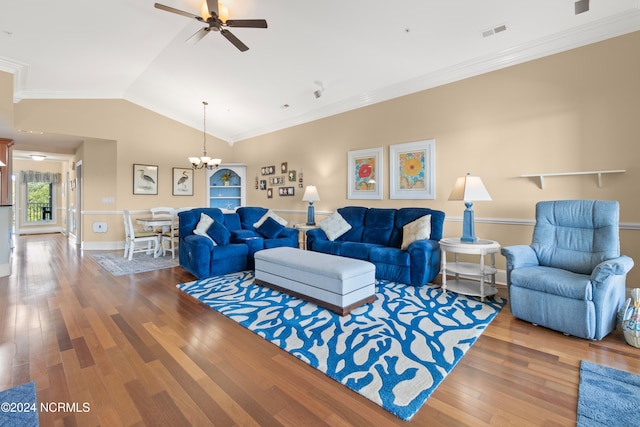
[189,101,222,170]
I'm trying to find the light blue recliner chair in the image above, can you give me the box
[501,200,633,340]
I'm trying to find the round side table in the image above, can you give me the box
[293,224,320,250]
[439,237,500,301]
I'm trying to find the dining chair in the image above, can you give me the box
[150,207,174,233]
[123,210,159,260]
[160,209,180,259]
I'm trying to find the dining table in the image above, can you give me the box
[135,217,174,258]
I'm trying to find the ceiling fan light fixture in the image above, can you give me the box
[218,4,229,22]
[199,1,212,20]
[199,1,228,22]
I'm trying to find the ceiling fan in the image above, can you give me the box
[154,0,267,52]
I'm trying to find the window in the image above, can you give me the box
[19,170,61,225]
[26,182,54,223]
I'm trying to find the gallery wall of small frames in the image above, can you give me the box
[257,162,303,198]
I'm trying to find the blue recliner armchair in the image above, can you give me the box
[501,200,634,340]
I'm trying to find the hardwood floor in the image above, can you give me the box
[1,234,638,426]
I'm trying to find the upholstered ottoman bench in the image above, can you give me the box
[254,247,376,316]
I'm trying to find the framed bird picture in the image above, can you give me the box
[133,164,158,195]
[172,167,193,196]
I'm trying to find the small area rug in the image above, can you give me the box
[178,271,505,420]
[577,360,640,426]
[0,381,39,426]
[91,251,179,276]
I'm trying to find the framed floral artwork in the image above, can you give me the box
[348,147,383,200]
[390,139,436,199]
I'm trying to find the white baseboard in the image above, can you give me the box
[81,241,125,251]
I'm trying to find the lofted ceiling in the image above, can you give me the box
[1,0,640,155]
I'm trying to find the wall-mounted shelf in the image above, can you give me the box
[520,170,625,189]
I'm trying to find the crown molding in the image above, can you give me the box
[0,56,28,103]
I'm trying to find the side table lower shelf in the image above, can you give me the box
[443,278,498,298]
[439,238,500,301]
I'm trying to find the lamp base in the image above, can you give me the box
[460,202,478,243]
[306,203,315,226]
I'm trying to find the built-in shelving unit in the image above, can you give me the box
[520,170,625,189]
[206,164,246,211]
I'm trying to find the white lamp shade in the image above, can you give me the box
[302,185,320,202]
[448,174,492,202]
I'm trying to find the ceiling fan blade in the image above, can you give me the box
[186,28,210,44]
[226,19,268,28]
[204,0,219,18]
[220,29,249,52]
[155,3,202,21]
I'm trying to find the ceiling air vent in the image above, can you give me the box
[482,23,508,38]
[575,0,590,15]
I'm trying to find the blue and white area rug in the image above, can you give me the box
[178,271,505,421]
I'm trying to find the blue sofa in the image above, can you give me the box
[306,207,445,286]
[178,207,298,278]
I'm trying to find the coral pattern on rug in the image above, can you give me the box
[178,271,505,420]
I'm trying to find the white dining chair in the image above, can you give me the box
[150,207,174,233]
[123,210,158,260]
[160,209,179,259]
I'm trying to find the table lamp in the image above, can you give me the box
[448,173,492,243]
[302,185,320,225]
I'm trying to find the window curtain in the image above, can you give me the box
[20,170,63,184]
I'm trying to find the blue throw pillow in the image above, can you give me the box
[206,220,231,245]
[257,216,284,239]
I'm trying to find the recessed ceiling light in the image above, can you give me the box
[30,155,46,161]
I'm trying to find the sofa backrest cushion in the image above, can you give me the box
[236,207,268,231]
[389,207,445,247]
[178,208,224,239]
[223,213,242,231]
[362,208,396,245]
[532,200,620,274]
[336,206,367,241]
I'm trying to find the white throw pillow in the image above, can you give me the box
[401,215,431,250]
[193,213,217,245]
[253,210,288,228]
[318,211,352,241]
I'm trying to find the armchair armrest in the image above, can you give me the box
[591,255,634,285]
[500,245,539,270]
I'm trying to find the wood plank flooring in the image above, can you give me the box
[1,233,638,426]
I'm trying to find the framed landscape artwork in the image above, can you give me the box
[133,164,158,195]
[348,147,383,200]
[389,139,436,199]
[173,167,193,196]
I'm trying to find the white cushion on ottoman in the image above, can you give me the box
[254,247,376,315]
